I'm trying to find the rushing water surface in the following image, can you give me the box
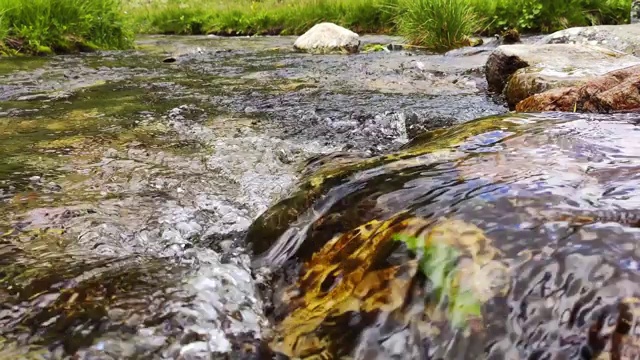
[2,34,637,360]
[0,34,505,359]
[249,112,640,359]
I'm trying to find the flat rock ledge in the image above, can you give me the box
[516,64,640,113]
[538,23,640,56]
[485,43,640,109]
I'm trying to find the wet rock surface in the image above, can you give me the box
[485,43,640,108]
[538,24,640,56]
[0,35,506,358]
[516,64,640,113]
[248,112,640,359]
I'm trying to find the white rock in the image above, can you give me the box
[293,22,360,54]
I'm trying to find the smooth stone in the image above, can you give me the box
[293,22,360,54]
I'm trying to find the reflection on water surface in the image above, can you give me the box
[248,112,640,359]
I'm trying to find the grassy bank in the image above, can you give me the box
[128,0,631,50]
[0,0,633,55]
[126,0,397,36]
[0,0,133,55]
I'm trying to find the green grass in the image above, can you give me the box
[0,10,7,40]
[0,0,133,55]
[474,0,631,34]
[394,0,480,52]
[391,0,631,51]
[126,0,397,36]
[0,0,633,55]
[127,0,632,52]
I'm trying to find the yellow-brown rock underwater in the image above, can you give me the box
[247,112,640,359]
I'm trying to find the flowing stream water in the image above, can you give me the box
[2,35,637,359]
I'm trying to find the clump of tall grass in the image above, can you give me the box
[0,0,133,54]
[393,0,479,52]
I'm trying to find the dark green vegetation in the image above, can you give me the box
[0,0,133,54]
[0,0,633,54]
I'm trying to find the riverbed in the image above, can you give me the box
[0,35,507,359]
[3,34,635,359]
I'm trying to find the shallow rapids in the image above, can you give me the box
[0,35,505,359]
[248,112,640,359]
[2,34,632,360]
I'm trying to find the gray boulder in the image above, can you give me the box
[537,24,640,56]
[293,23,360,54]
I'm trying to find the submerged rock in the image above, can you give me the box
[0,34,513,358]
[485,43,640,108]
[293,23,360,54]
[404,112,456,140]
[516,64,640,113]
[538,24,640,56]
[501,29,521,45]
[247,112,640,358]
[268,216,502,359]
